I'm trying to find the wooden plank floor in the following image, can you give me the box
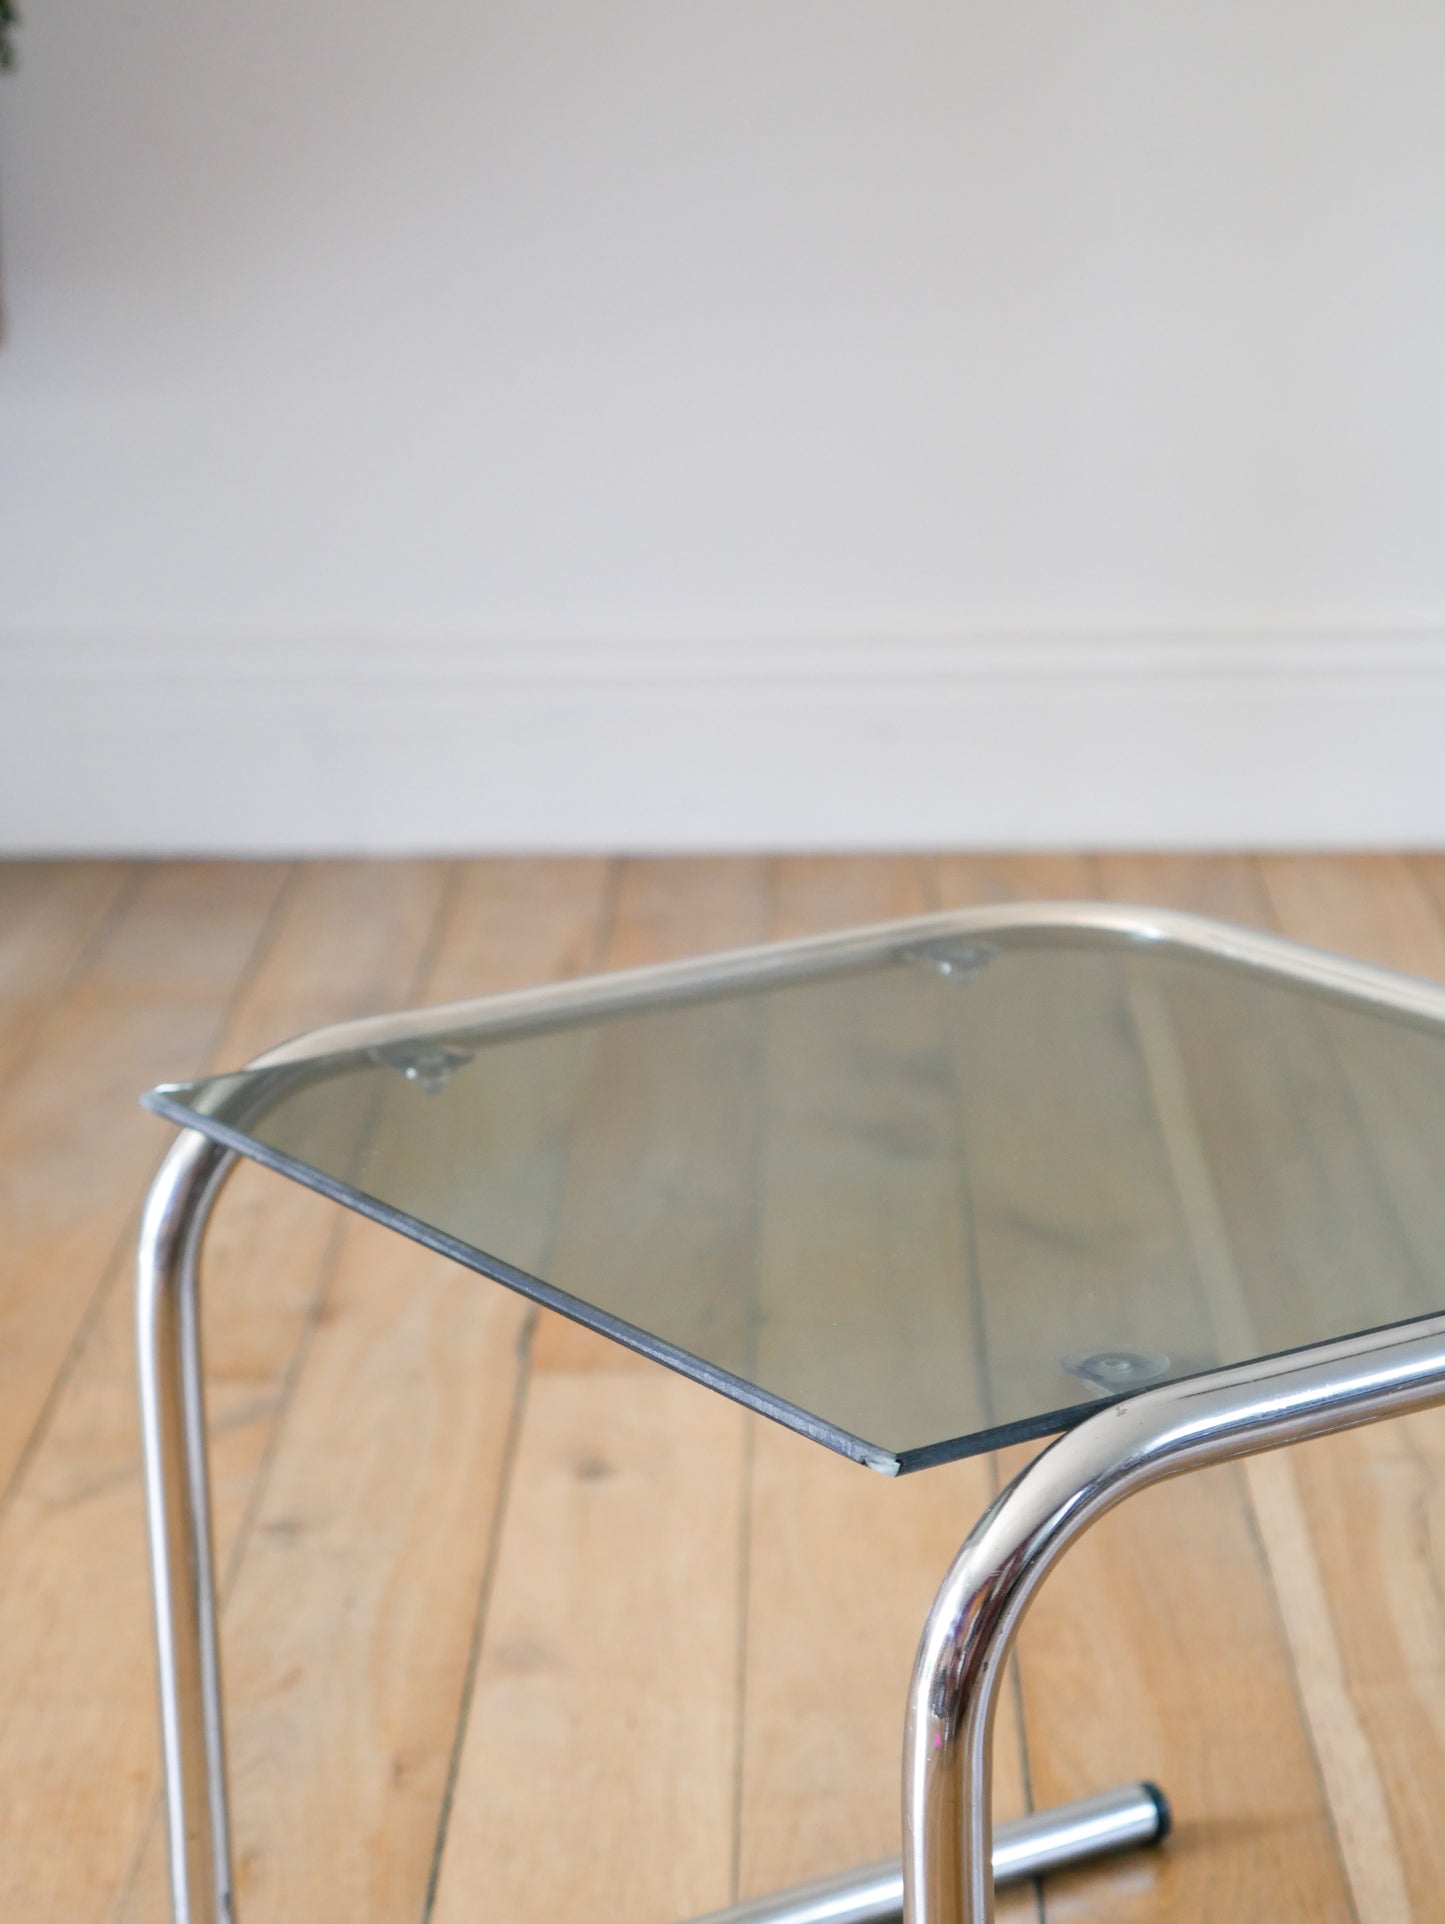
[2,853,1444,1923]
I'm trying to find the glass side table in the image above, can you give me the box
[137,903,1445,1924]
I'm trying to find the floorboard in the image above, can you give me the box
[429,859,765,1924]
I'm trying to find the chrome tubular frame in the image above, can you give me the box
[682,1783,1167,1924]
[136,903,1445,1924]
[137,1129,240,1924]
[903,1312,1445,1924]
[231,901,1445,1069]
[134,1127,1170,1924]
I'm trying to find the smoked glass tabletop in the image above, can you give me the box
[144,909,1445,1475]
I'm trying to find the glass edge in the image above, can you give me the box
[890,1401,1122,1473]
[140,1090,910,1476]
[893,1299,1445,1472]
[139,1082,1445,1479]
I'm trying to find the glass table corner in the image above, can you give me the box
[135,901,1445,1924]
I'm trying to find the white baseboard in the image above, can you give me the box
[4,630,1444,851]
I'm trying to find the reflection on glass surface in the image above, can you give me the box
[145,927,1445,1473]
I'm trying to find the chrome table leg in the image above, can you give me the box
[134,1117,1166,1924]
[137,1130,239,1924]
[681,1781,1168,1924]
[139,1128,1445,1924]
[904,1313,1445,1924]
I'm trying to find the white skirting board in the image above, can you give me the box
[3,632,1443,852]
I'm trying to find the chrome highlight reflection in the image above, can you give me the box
[681,1782,1166,1924]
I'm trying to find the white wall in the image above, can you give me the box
[3,0,1444,849]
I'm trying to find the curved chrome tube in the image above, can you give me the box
[903,1311,1445,1924]
[136,1132,1445,1924]
[135,1122,1170,1924]
[222,901,1445,1074]
[137,1129,239,1924]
